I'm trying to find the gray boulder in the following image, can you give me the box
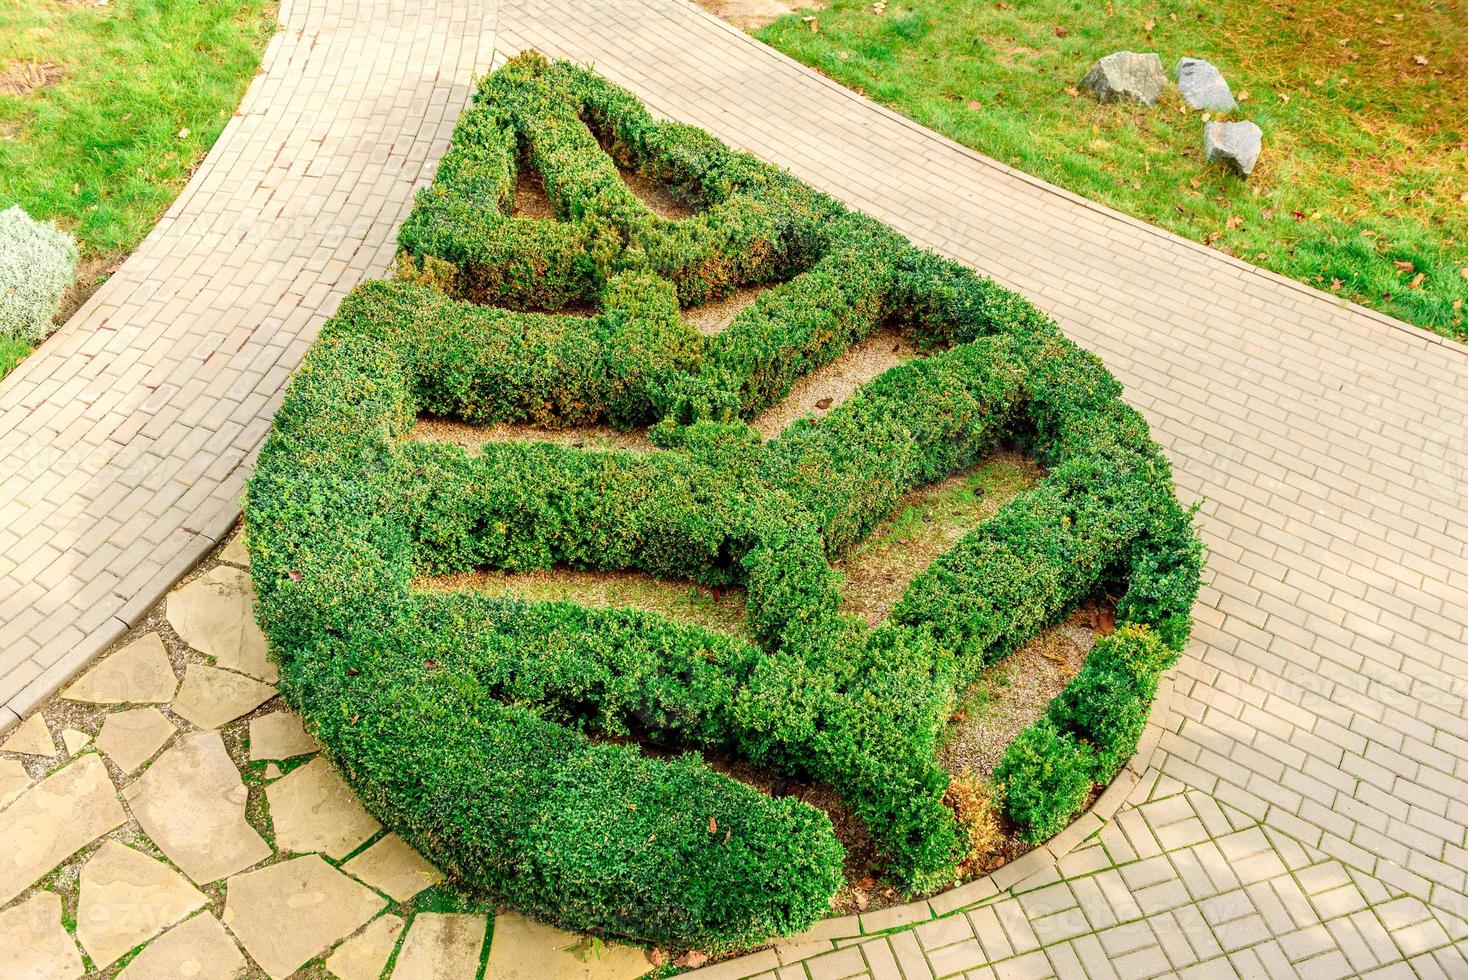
[1082,52,1167,106]
[1204,120,1263,176]
[1175,57,1236,110]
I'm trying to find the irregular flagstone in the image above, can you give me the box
[343,833,443,902]
[222,854,387,980]
[61,728,92,756]
[483,910,650,980]
[0,753,126,905]
[0,891,84,980]
[77,840,209,969]
[266,756,381,859]
[0,758,32,809]
[1,712,56,757]
[219,531,250,567]
[95,707,176,773]
[170,664,276,730]
[124,731,270,885]
[325,914,405,980]
[248,709,317,761]
[167,567,276,682]
[61,633,178,704]
[117,912,246,980]
[392,913,487,980]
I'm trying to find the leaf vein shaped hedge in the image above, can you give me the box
[247,52,1203,951]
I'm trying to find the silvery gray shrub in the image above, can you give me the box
[0,205,78,343]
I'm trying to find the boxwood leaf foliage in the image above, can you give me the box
[247,51,1202,951]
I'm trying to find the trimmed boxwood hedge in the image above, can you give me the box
[246,52,1202,951]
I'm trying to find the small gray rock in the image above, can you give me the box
[1174,57,1236,111]
[1082,52,1167,106]
[1204,120,1263,176]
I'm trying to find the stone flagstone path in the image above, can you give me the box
[2,0,1468,977]
[0,529,657,978]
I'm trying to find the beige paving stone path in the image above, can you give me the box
[2,0,1468,977]
[0,0,495,721]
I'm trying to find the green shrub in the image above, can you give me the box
[1049,626,1174,781]
[995,718,1097,844]
[248,51,1202,951]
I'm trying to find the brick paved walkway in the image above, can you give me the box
[3,0,1468,976]
[0,0,495,722]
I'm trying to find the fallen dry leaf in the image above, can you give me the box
[1278,93,1291,104]
[1237,90,1250,101]
[803,14,818,31]
[1144,18,1156,31]
[1394,259,1415,272]
[1330,277,1344,291]
[647,949,669,968]
[708,816,718,833]
[1413,54,1429,65]
[1065,85,1080,97]
[177,127,190,139]
[1409,272,1425,289]
[1226,215,1244,229]
[674,951,710,969]
[1054,24,1068,37]
[966,99,983,109]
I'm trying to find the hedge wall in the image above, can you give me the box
[247,52,1202,951]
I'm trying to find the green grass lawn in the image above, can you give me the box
[758,0,1468,340]
[0,0,275,374]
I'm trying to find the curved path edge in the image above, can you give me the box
[684,674,1180,979]
[0,0,496,726]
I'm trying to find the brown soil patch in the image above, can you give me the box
[54,254,120,325]
[681,285,769,337]
[751,326,919,438]
[835,452,1042,625]
[0,60,65,97]
[511,160,556,220]
[941,605,1103,783]
[407,416,655,453]
[419,568,750,638]
[617,166,696,221]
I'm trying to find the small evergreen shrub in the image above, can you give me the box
[247,52,1202,951]
[995,719,1097,844]
[0,206,77,343]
